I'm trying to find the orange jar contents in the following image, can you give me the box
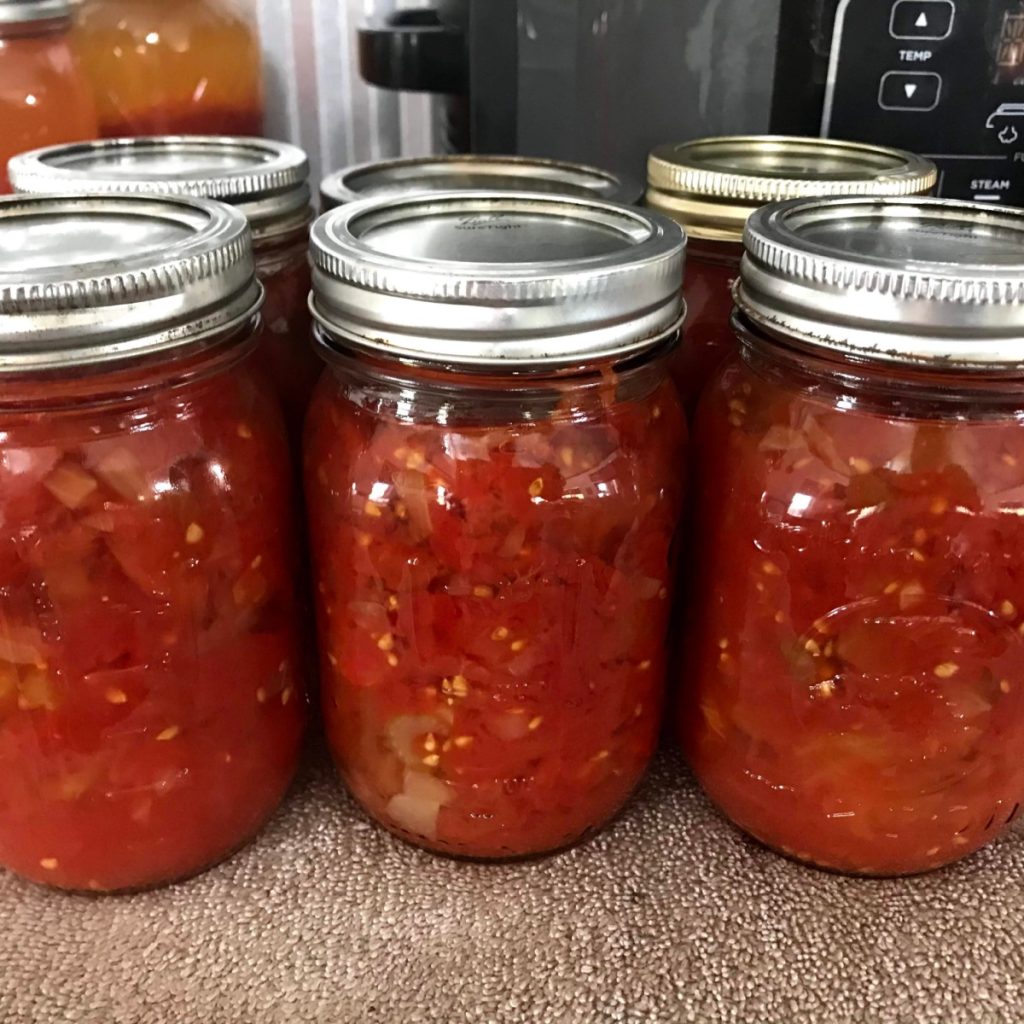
[306,192,687,858]
[10,137,319,435]
[73,0,263,137]
[320,154,642,211]
[681,196,1024,877]
[0,194,305,892]
[0,0,97,193]
[646,137,937,410]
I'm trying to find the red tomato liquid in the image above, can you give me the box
[98,106,263,139]
[681,339,1024,875]
[0,343,306,891]
[254,237,320,439]
[306,352,687,858]
[0,22,98,194]
[74,0,264,141]
[674,243,741,411]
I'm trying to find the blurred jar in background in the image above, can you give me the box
[0,0,97,193]
[645,137,937,411]
[320,154,643,211]
[9,135,318,436]
[74,0,263,137]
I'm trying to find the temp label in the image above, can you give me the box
[822,0,1024,206]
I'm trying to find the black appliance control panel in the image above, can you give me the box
[822,0,1024,205]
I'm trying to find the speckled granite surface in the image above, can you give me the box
[1,748,1021,1024]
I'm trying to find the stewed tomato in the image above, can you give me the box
[0,17,97,194]
[675,241,741,410]
[306,354,687,858]
[681,347,1024,875]
[254,236,319,437]
[0,347,306,891]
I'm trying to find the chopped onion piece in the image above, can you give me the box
[899,581,925,611]
[392,470,432,539]
[0,625,44,665]
[946,686,993,720]
[488,711,531,742]
[403,768,454,806]
[759,425,805,453]
[386,792,441,840]
[81,511,116,533]
[93,448,148,502]
[18,668,56,711]
[634,575,663,600]
[43,463,98,510]
[347,600,389,633]
[498,522,527,559]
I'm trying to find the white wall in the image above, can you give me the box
[250,0,436,189]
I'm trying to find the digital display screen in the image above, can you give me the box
[994,10,1024,84]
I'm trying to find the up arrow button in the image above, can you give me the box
[890,1,955,40]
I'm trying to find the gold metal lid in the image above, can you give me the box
[646,136,937,242]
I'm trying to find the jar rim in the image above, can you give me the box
[736,195,1024,372]
[309,190,686,369]
[312,314,684,378]
[0,0,70,25]
[647,135,937,241]
[320,153,643,210]
[0,193,262,375]
[9,137,312,241]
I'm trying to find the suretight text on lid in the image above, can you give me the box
[736,195,1024,370]
[309,190,686,369]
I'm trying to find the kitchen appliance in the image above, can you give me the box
[357,0,1024,206]
[780,0,1024,205]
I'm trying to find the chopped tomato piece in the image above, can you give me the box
[674,245,741,409]
[251,240,320,439]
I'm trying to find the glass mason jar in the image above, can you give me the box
[73,0,263,137]
[306,192,687,858]
[0,0,97,193]
[320,154,642,212]
[9,136,319,435]
[645,137,937,410]
[681,195,1024,877]
[0,193,305,892]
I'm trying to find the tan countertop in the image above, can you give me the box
[1,748,1021,1024]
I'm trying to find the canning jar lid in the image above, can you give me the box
[320,154,642,211]
[737,195,1024,370]
[9,137,311,242]
[0,0,69,23]
[0,193,261,374]
[647,136,937,242]
[310,190,686,368]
